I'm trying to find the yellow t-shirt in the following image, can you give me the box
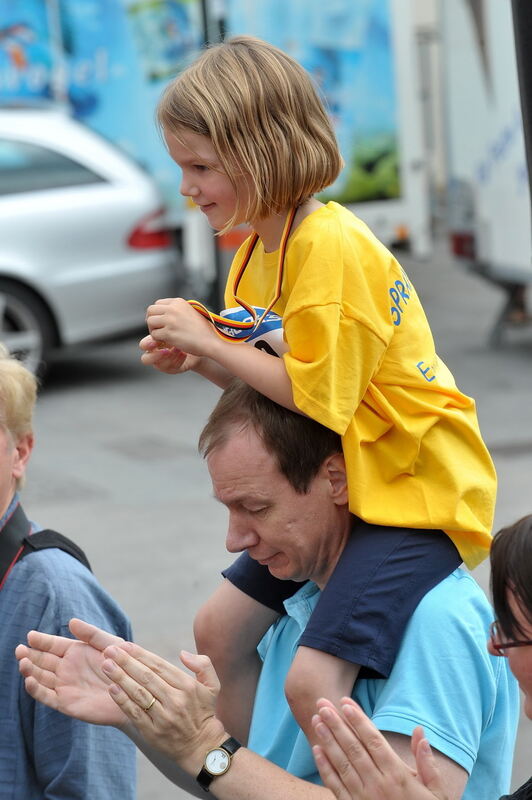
[224,202,496,568]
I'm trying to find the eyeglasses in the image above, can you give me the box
[490,621,532,655]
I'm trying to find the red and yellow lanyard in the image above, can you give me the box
[187,208,297,342]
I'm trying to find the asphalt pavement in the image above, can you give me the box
[24,237,532,797]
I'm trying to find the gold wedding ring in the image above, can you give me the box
[143,695,156,712]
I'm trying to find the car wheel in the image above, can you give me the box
[0,280,56,376]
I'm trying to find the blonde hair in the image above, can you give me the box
[157,35,343,229]
[0,345,36,488]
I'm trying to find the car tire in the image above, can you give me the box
[0,279,56,376]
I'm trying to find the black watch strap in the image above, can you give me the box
[196,737,241,792]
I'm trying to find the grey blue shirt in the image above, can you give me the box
[0,495,136,799]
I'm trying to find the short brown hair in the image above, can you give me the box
[157,35,343,230]
[490,515,532,637]
[198,379,342,493]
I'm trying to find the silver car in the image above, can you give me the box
[0,107,181,374]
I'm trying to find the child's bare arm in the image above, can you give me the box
[145,298,300,412]
[139,333,234,387]
[284,646,360,746]
[193,580,280,743]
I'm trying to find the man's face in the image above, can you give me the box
[207,426,349,587]
[0,424,32,517]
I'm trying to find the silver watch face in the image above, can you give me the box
[205,748,230,775]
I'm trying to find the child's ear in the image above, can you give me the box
[324,452,348,505]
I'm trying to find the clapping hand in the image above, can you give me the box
[16,619,129,727]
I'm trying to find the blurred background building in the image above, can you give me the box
[1,0,531,367]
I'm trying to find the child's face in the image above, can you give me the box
[165,128,250,230]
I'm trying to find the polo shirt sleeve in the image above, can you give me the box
[284,302,388,435]
[355,572,518,784]
[281,220,392,436]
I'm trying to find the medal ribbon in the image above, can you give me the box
[187,208,297,342]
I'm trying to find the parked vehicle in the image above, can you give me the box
[0,107,181,374]
[442,0,532,344]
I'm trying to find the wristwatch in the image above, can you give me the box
[196,736,241,791]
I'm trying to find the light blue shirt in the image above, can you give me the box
[248,570,519,799]
[0,496,136,800]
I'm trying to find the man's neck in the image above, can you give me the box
[312,513,354,590]
[0,494,19,531]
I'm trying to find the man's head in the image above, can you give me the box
[199,380,350,587]
[0,345,36,508]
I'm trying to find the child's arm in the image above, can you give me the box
[146,298,300,413]
[284,646,360,746]
[139,334,235,388]
[193,580,280,744]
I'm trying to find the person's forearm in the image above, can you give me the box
[195,746,332,800]
[125,722,332,800]
[208,339,300,413]
[193,356,234,388]
[123,723,205,798]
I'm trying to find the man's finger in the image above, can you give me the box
[414,733,446,796]
[24,676,60,709]
[107,682,156,728]
[24,630,73,657]
[180,650,220,693]
[18,655,59,690]
[312,711,366,794]
[101,659,159,716]
[317,705,374,777]
[312,743,352,800]
[340,700,406,774]
[15,643,63,674]
[103,643,192,694]
[69,618,125,651]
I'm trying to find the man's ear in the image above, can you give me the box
[13,433,34,482]
[324,452,348,505]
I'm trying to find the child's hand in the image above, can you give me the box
[145,297,217,357]
[139,334,201,374]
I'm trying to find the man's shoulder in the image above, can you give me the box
[418,568,488,607]
[14,543,91,580]
[4,547,132,637]
[405,569,493,651]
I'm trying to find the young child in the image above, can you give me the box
[140,36,497,744]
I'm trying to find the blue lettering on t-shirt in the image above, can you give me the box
[389,278,411,326]
[416,361,436,382]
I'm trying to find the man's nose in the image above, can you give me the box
[225,515,257,553]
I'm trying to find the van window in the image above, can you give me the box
[0,139,105,195]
